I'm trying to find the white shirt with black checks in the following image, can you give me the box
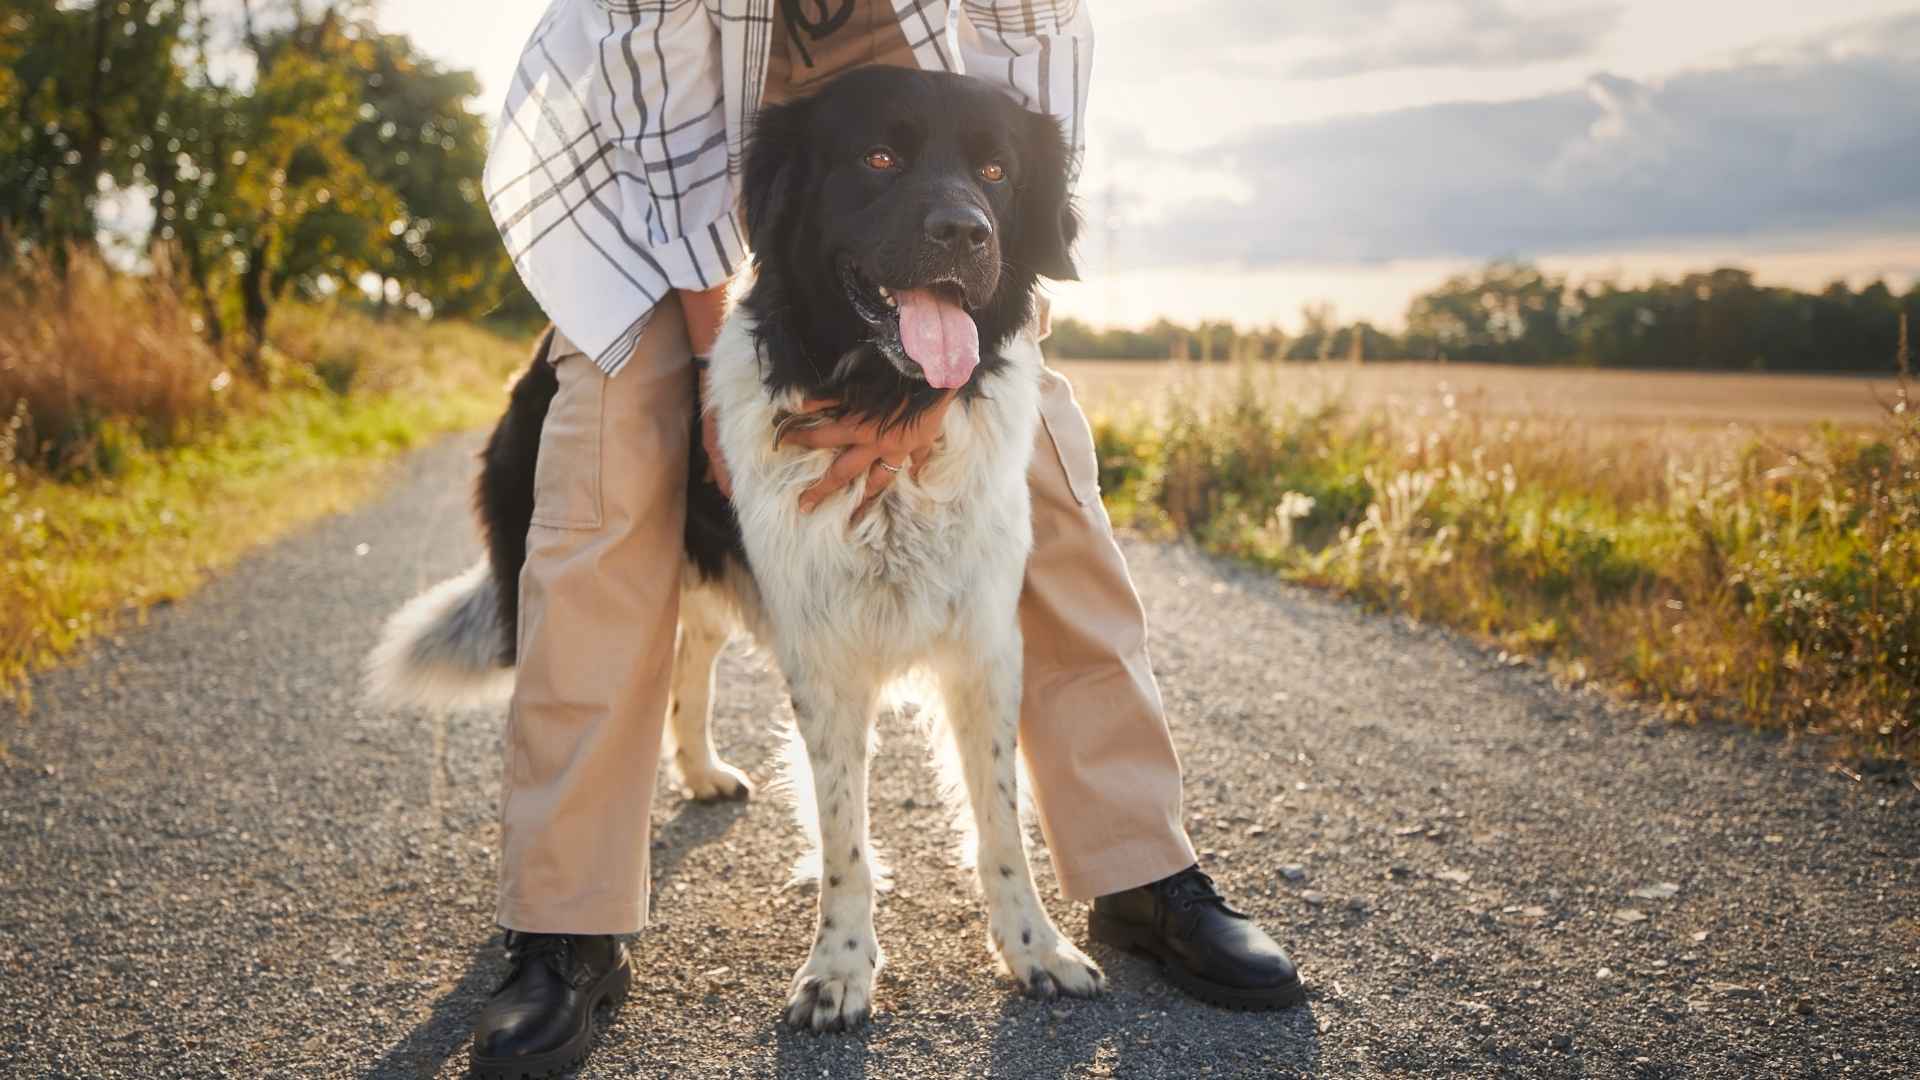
[484,0,1093,374]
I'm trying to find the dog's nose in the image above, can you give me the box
[924,205,992,253]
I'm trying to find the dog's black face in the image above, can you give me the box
[741,67,1078,417]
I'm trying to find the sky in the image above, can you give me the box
[376,0,1920,331]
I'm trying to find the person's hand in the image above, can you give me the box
[782,391,959,517]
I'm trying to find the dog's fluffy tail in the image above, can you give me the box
[365,561,515,709]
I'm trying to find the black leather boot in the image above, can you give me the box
[1089,865,1305,1010]
[469,932,632,1080]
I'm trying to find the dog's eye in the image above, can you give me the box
[864,147,899,171]
[979,161,1006,183]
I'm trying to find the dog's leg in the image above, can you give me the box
[939,642,1105,1000]
[664,586,751,801]
[783,671,883,1031]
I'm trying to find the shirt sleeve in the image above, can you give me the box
[484,0,747,374]
[953,1,1095,184]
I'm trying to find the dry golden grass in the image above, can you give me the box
[1092,361,1919,759]
[2,255,527,704]
[0,251,232,477]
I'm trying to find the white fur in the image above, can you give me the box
[364,561,515,710]
[663,565,756,801]
[765,720,893,893]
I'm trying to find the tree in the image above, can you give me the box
[1404,260,1573,364]
[342,30,514,318]
[0,0,193,258]
[142,5,394,371]
[6,0,513,366]
[1329,321,1396,365]
[1286,302,1339,361]
[1044,317,1192,360]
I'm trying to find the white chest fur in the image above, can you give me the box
[705,310,1041,670]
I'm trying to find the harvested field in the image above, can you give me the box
[1054,359,1904,429]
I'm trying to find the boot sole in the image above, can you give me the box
[1088,913,1307,1012]
[469,956,632,1080]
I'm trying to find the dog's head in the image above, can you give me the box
[741,67,1078,402]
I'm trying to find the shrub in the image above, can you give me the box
[0,251,520,483]
[0,250,232,478]
[1093,360,1919,758]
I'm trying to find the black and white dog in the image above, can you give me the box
[368,66,1100,1029]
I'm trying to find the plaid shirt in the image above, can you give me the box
[485,0,1094,375]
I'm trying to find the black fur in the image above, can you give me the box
[474,67,1079,649]
[476,326,558,665]
[684,375,745,581]
[741,67,1079,430]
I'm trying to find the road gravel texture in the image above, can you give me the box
[3,434,1916,1079]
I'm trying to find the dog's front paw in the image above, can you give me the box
[785,953,877,1032]
[677,759,752,802]
[994,925,1105,1000]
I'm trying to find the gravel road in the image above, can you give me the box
[3,433,1916,1079]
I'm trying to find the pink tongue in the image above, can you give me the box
[895,288,980,389]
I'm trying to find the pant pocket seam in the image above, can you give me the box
[529,356,607,531]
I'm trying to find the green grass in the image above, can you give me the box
[1091,362,1920,760]
[2,306,525,706]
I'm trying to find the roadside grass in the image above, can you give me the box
[1090,353,1919,761]
[9,251,1914,760]
[2,256,525,706]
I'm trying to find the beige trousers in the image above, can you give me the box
[497,303,1197,933]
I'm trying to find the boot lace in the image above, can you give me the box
[502,931,581,987]
[1156,866,1244,918]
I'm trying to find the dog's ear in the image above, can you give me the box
[743,98,813,257]
[1011,109,1081,282]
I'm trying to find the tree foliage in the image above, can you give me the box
[342,26,513,317]
[2,0,192,252]
[1,0,516,376]
[1405,260,1574,365]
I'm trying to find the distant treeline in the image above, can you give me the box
[1051,261,1920,372]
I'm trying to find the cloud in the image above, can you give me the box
[1119,12,1920,267]
[1102,0,1621,78]
[1284,1,1622,78]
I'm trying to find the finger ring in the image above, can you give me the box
[876,459,904,474]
